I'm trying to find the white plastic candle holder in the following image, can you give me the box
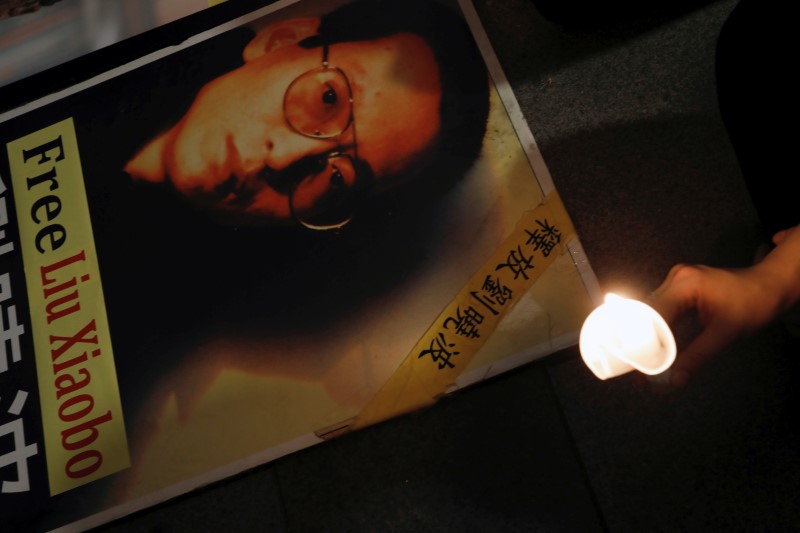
[579,293,676,380]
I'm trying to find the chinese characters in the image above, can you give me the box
[418,217,562,370]
[0,174,37,495]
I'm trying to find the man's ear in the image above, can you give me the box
[243,18,321,63]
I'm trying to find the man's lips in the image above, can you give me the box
[208,163,297,213]
[212,168,266,207]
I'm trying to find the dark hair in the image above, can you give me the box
[300,0,490,198]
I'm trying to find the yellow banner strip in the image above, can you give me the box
[7,118,129,495]
[349,190,575,431]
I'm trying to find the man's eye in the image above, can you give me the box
[321,84,338,106]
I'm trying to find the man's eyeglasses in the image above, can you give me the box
[283,44,364,230]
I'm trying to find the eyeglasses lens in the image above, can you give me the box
[290,154,358,230]
[284,68,352,138]
[284,65,357,229]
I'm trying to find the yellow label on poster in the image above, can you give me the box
[352,192,576,430]
[6,118,129,495]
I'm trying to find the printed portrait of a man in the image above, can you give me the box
[0,1,591,524]
[65,0,512,503]
[0,0,582,512]
[124,0,490,230]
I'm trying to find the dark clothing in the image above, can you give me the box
[716,0,796,237]
[531,0,796,237]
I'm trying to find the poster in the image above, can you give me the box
[0,0,600,530]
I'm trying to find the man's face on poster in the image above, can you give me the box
[125,17,442,229]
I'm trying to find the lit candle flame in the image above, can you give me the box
[579,293,676,380]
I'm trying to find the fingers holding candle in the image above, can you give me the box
[581,225,800,387]
[649,264,735,387]
[648,237,800,387]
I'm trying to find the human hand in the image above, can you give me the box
[649,225,800,387]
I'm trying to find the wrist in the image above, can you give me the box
[753,246,800,315]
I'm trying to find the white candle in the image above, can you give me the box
[579,293,676,380]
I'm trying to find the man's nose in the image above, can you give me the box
[235,126,333,175]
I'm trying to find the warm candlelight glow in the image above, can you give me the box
[579,293,676,380]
